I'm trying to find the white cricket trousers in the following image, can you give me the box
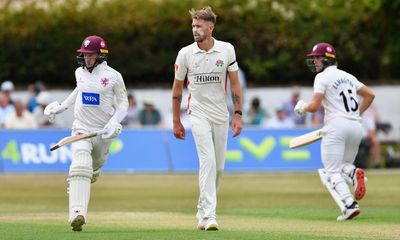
[321,117,363,172]
[190,114,229,220]
[321,117,362,206]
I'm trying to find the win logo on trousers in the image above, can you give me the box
[82,92,100,105]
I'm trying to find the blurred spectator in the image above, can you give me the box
[282,87,306,126]
[264,108,295,128]
[0,92,15,128]
[4,100,38,129]
[138,98,162,126]
[311,106,325,127]
[121,93,140,127]
[27,81,46,112]
[1,80,15,106]
[244,97,267,126]
[32,91,54,127]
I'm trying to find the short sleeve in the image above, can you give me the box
[353,76,365,90]
[174,49,188,81]
[313,74,327,94]
[227,43,239,72]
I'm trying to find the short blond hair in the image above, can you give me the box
[189,6,216,24]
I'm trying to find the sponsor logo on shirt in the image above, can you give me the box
[193,73,221,85]
[215,59,224,67]
[100,78,109,87]
[120,88,127,95]
[82,92,100,106]
[174,64,179,72]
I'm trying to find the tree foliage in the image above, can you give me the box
[0,0,398,88]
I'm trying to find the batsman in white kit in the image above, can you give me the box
[172,6,243,231]
[44,35,128,231]
[294,43,375,221]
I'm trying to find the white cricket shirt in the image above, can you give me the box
[69,62,128,129]
[174,38,239,124]
[313,66,364,123]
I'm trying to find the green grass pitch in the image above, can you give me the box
[0,171,399,240]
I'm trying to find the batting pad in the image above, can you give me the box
[68,150,93,222]
[318,169,346,212]
[69,150,93,179]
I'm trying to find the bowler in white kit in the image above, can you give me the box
[294,42,375,221]
[171,6,243,231]
[44,35,128,231]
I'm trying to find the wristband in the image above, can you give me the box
[234,110,242,116]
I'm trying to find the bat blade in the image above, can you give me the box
[50,131,101,151]
[289,129,323,149]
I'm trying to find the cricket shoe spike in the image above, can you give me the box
[70,215,85,232]
[337,201,360,221]
[205,218,219,231]
[353,168,366,201]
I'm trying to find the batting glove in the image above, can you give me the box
[294,100,307,117]
[44,101,67,123]
[102,120,122,140]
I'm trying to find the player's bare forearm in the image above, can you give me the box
[357,86,375,114]
[229,71,242,112]
[172,79,184,123]
[171,79,186,140]
[231,91,242,112]
[304,93,324,113]
[228,70,243,137]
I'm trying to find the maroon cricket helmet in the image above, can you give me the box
[77,35,108,54]
[307,42,336,59]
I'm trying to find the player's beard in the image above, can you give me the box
[193,29,206,42]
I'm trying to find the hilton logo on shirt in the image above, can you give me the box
[82,92,100,106]
[194,74,221,85]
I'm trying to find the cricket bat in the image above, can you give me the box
[289,129,323,149]
[50,130,106,151]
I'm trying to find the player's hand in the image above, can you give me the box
[231,114,243,137]
[173,121,185,140]
[102,120,122,140]
[44,101,66,123]
[294,100,307,117]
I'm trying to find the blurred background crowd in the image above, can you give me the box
[1,77,398,169]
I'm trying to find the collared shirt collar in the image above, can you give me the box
[324,65,337,72]
[85,61,107,73]
[192,38,221,54]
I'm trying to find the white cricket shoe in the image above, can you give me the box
[196,212,206,230]
[205,218,219,231]
[353,168,366,201]
[197,218,207,230]
[70,215,85,231]
[337,202,360,221]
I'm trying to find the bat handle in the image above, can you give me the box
[96,129,107,136]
